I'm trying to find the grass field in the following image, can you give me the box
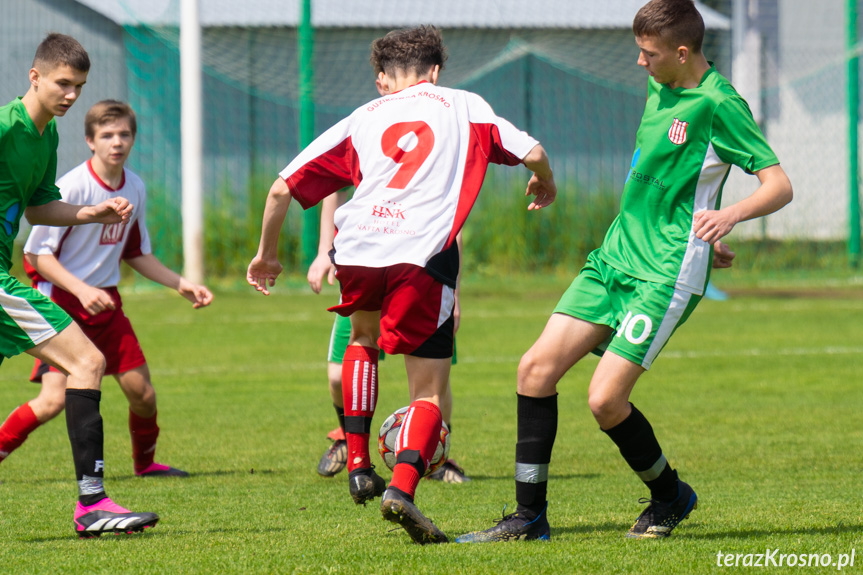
[0,275,861,574]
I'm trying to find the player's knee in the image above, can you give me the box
[588,390,626,428]
[137,383,156,406]
[517,352,557,395]
[69,348,106,382]
[33,390,66,419]
[42,393,66,418]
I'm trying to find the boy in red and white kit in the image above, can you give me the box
[0,100,212,478]
[248,26,556,544]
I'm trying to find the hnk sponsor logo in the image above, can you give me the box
[100,222,126,245]
[371,204,407,219]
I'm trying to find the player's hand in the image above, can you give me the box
[76,285,116,316]
[178,278,214,308]
[693,208,738,244]
[306,252,335,294]
[89,197,133,224]
[526,173,557,210]
[453,289,461,333]
[247,256,283,296]
[712,240,735,269]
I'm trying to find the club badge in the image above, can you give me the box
[668,118,688,145]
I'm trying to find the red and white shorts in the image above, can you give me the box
[30,285,146,382]
[329,263,455,358]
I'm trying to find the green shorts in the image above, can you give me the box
[553,250,701,369]
[327,313,457,364]
[0,271,72,360]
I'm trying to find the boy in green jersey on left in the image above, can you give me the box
[457,0,792,543]
[0,33,159,537]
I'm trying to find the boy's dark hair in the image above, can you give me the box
[370,25,447,78]
[633,0,705,54]
[85,100,137,139]
[32,33,90,73]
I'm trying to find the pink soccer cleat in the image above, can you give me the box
[74,498,159,538]
[135,462,190,477]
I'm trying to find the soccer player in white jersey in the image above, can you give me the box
[248,25,556,544]
[0,100,212,485]
[456,0,792,543]
[309,191,470,484]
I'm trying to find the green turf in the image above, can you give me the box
[0,276,861,574]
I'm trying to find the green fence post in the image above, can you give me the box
[299,0,318,268]
[849,0,860,267]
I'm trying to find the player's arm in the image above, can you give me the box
[454,231,463,333]
[247,177,293,295]
[693,164,792,244]
[521,144,556,210]
[24,252,116,316]
[125,254,213,309]
[25,197,133,227]
[307,190,347,294]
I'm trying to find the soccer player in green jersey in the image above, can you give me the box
[457,0,792,543]
[0,33,158,537]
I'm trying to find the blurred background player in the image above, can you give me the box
[456,0,791,543]
[308,191,469,484]
[248,25,555,544]
[0,34,159,536]
[0,100,212,480]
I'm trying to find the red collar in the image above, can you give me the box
[87,159,125,192]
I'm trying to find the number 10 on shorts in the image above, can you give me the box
[616,311,653,345]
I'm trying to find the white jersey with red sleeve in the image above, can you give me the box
[23,159,151,290]
[279,81,538,269]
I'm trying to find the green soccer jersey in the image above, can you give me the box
[0,98,62,272]
[599,65,778,295]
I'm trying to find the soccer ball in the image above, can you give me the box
[378,406,450,476]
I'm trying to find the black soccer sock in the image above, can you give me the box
[334,404,346,433]
[601,403,678,501]
[65,389,107,505]
[514,394,558,515]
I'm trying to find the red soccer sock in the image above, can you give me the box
[129,409,160,473]
[0,403,41,461]
[389,400,442,499]
[342,345,379,472]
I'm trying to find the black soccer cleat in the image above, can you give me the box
[348,467,386,505]
[455,504,550,543]
[626,477,698,539]
[426,459,471,484]
[380,488,448,545]
[74,499,159,538]
[317,439,347,477]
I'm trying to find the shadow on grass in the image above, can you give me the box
[113,468,282,481]
[471,522,863,539]
[22,530,160,544]
[22,523,293,544]
[5,468,281,486]
[458,473,602,482]
[685,523,863,540]
[547,522,625,536]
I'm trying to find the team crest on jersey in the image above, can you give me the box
[668,118,689,145]
[100,222,126,245]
